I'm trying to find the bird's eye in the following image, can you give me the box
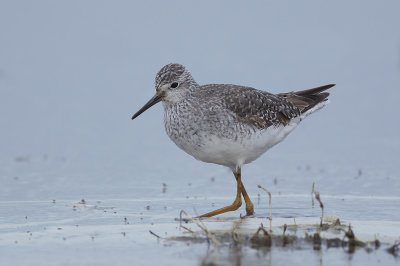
[170,82,179,88]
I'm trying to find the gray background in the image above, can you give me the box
[1,0,399,201]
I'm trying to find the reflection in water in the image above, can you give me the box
[189,220,394,266]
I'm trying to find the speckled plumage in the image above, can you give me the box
[135,63,334,169]
[131,63,334,217]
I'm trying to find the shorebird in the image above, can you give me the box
[132,63,334,218]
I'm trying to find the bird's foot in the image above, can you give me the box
[245,201,254,216]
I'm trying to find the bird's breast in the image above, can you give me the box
[163,103,204,156]
[163,102,301,169]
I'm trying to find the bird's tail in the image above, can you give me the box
[279,84,335,114]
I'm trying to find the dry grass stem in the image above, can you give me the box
[257,185,272,232]
[314,192,324,227]
[311,182,315,207]
[149,230,161,239]
[179,209,221,246]
[181,225,195,234]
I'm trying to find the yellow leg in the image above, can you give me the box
[198,170,243,218]
[234,167,254,216]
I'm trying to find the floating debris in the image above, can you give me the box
[375,239,381,249]
[250,226,272,247]
[327,238,342,248]
[343,225,366,253]
[167,215,399,260]
[15,156,30,163]
[313,233,321,250]
[387,242,399,257]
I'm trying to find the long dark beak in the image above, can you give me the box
[131,92,164,120]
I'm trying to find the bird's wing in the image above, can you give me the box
[201,84,301,129]
[278,84,334,113]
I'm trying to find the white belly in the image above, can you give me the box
[191,119,301,169]
[164,101,327,170]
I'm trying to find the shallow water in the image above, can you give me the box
[1,1,400,265]
[1,138,399,266]
[1,192,399,265]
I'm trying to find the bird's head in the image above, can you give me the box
[132,63,197,120]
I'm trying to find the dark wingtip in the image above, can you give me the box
[327,84,336,88]
[291,84,335,96]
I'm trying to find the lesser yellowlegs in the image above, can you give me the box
[132,63,334,218]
